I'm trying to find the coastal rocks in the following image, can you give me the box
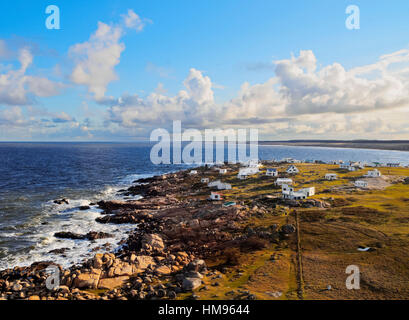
[54,199,69,205]
[98,276,129,290]
[54,232,84,240]
[54,231,113,240]
[185,259,207,273]
[48,248,70,255]
[182,278,202,291]
[133,255,156,270]
[73,269,101,289]
[86,232,113,240]
[97,200,142,212]
[154,266,172,275]
[142,233,165,252]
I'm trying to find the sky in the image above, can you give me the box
[1,0,409,141]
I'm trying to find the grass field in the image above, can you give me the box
[189,163,409,300]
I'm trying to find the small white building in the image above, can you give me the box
[237,167,259,179]
[210,192,222,201]
[218,168,227,174]
[201,178,210,183]
[189,170,198,175]
[237,173,248,180]
[325,173,338,180]
[282,184,315,200]
[242,159,262,168]
[275,178,293,186]
[208,180,222,188]
[217,182,232,190]
[266,168,278,177]
[208,180,231,190]
[365,169,381,178]
[354,180,368,188]
[286,165,299,174]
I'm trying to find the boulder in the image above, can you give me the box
[54,232,85,240]
[109,262,136,277]
[73,269,101,289]
[54,199,69,205]
[155,265,172,275]
[98,276,129,290]
[182,278,202,291]
[134,255,156,270]
[54,231,112,240]
[186,259,207,273]
[85,231,113,240]
[142,233,165,252]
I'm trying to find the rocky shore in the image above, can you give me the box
[0,166,297,300]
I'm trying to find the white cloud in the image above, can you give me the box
[69,10,151,101]
[274,50,409,115]
[122,9,151,32]
[69,22,124,101]
[104,48,409,140]
[108,68,217,127]
[0,48,62,106]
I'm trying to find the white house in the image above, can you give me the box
[339,163,350,169]
[189,170,198,175]
[208,180,222,188]
[218,168,227,174]
[266,168,278,177]
[325,173,338,180]
[275,178,293,186]
[237,172,248,180]
[242,159,262,168]
[282,184,315,200]
[201,178,210,183]
[217,182,232,190]
[210,192,222,201]
[208,180,231,190]
[237,167,259,179]
[340,162,362,171]
[354,180,368,188]
[286,165,299,174]
[365,169,381,178]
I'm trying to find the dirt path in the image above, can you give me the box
[295,210,304,299]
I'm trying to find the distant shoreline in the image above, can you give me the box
[259,140,409,152]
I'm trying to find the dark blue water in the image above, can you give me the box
[0,142,408,269]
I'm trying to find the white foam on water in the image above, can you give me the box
[0,172,158,270]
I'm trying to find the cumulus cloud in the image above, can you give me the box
[274,50,409,115]
[122,9,152,31]
[69,22,124,101]
[0,48,62,106]
[107,68,217,128]
[104,48,409,140]
[69,10,151,101]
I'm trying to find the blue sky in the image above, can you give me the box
[1,0,409,140]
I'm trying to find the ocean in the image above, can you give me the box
[0,142,408,270]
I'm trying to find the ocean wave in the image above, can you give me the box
[0,172,150,270]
